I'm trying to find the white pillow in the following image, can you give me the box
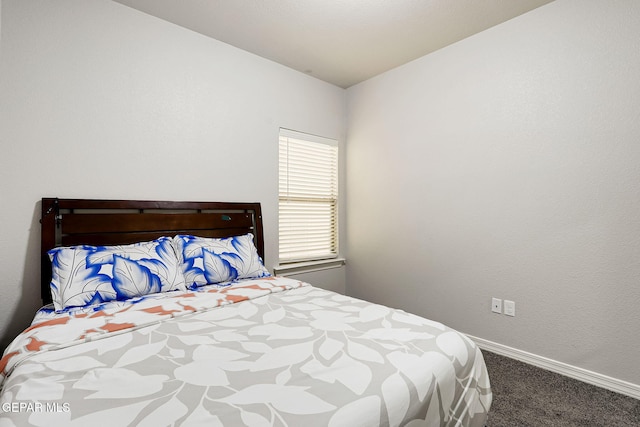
[48,237,186,311]
[173,233,270,288]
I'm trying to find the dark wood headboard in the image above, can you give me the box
[40,198,265,305]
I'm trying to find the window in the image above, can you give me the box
[279,129,338,264]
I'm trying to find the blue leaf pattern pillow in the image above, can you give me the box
[48,237,186,312]
[173,234,270,289]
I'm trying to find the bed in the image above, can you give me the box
[0,198,492,426]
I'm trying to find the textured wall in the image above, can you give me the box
[346,0,640,385]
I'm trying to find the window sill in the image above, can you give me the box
[273,258,346,277]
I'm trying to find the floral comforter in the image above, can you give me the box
[0,277,491,426]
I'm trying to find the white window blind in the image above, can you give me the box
[279,129,338,263]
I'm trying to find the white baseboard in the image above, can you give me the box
[467,334,640,400]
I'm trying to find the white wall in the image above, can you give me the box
[0,0,346,350]
[346,0,640,386]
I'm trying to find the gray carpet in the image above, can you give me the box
[482,351,640,427]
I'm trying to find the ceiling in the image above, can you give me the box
[113,0,554,88]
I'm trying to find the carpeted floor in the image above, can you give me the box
[482,351,640,427]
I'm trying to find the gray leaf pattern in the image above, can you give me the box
[0,278,491,426]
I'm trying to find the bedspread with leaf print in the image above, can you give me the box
[0,277,491,427]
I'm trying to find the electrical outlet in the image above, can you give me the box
[491,298,502,314]
[504,300,515,317]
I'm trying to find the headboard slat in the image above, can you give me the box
[62,213,253,234]
[60,228,256,247]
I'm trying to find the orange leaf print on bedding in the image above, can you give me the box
[26,337,47,352]
[100,322,136,333]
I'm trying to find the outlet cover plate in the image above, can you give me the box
[491,298,502,314]
[504,300,515,316]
